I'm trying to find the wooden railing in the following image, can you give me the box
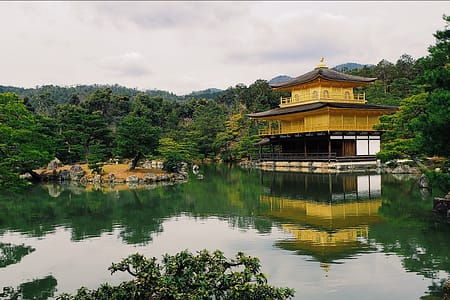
[280,93,366,106]
[259,123,376,136]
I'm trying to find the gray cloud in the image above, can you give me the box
[72,2,250,30]
[1,1,449,95]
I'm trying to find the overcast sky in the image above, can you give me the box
[1,1,448,95]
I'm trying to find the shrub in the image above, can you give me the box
[58,250,295,300]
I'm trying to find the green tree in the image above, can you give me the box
[130,94,165,127]
[188,99,227,158]
[0,93,54,187]
[376,15,450,159]
[374,59,396,94]
[32,92,57,117]
[82,88,131,125]
[375,93,427,161]
[115,115,161,170]
[58,250,295,300]
[157,138,191,172]
[414,15,450,156]
[55,104,112,164]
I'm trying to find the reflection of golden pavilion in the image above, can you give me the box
[260,174,383,264]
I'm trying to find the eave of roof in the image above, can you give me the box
[247,102,398,119]
[270,67,377,89]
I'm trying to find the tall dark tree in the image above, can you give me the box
[415,15,450,156]
[55,104,112,164]
[0,93,54,186]
[377,15,450,159]
[82,88,131,125]
[115,115,161,170]
[187,99,227,158]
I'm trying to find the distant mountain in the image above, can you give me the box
[333,62,375,72]
[187,88,223,96]
[182,88,224,100]
[0,84,181,103]
[268,75,293,85]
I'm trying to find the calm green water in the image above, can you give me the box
[0,164,449,299]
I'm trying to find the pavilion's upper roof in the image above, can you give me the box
[270,67,377,89]
[247,102,397,119]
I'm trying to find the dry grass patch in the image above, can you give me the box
[39,163,166,180]
[100,163,165,180]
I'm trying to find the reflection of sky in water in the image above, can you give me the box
[0,215,432,300]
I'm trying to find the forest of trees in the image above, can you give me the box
[0,15,449,189]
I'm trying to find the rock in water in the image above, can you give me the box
[418,174,429,188]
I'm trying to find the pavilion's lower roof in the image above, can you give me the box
[247,102,398,119]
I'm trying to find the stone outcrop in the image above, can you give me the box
[126,175,139,183]
[143,173,158,182]
[141,160,164,169]
[47,158,63,171]
[69,164,86,181]
[380,159,421,174]
[93,174,102,183]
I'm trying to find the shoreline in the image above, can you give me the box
[32,161,189,187]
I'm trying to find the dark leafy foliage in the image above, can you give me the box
[57,250,295,300]
[376,15,450,160]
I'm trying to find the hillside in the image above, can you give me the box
[268,75,293,85]
[333,62,375,72]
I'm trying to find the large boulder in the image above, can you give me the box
[93,174,102,183]
[126,175,139,183]
[143,173,157,183]
[47,158,63,171]
[69,164,86,181]
[391,164,421,174]
[141,160,153,169]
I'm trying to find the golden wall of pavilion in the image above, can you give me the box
[259,108,384,136]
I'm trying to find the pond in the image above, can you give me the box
[0,164,449,299]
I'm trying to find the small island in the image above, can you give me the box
[33,159,189,190]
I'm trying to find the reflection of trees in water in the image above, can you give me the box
[0,243,35,268]
[371,175,450,299]
[0,275,57,300]
[0,164,266,245]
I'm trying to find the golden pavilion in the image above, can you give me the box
[248,59,397,170]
